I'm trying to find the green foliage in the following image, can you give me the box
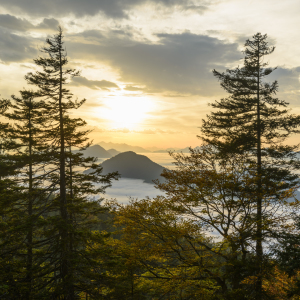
[110,143,300,299]
[201,32,300,298]
[0,28,118,299]
[112,195,219,299]
[202,33,300,154]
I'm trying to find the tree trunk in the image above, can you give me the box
[256,41,263,299]
[57,32,74,299]
[26,98,33,300]
[69,145,74,297]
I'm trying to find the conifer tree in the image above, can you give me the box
[0,99,25,297]
[24,27,118,299]
[112,143,299,299]
[24,27,82,298]
[0,99,18,177]
[3,90,52,298]
[201,32,300,298]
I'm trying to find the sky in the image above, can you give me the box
[0,0,300,150]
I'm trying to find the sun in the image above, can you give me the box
[98,97,154,130]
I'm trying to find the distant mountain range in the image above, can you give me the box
[98,141,193,153]
[107,149,120,156]
[74,145,120,159]
[98,141,149,153]
[153,147,191,153]
[84,151,166,184]
[75,143,199,160]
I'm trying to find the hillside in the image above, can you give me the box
[75,145,112,158]
[107,149,120,156]
[85,151,166,184]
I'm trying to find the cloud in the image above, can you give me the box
[136,129,179,134]
[268,67,300,104]
[124,85,146,92]
[184,5,208,13]
[0,14,60,32]
[89,127,131,133]
[36,18,60,31]
[71,76,119,90]
[0,14,32,31]
[66,31,300,99]
[0,27,37,62]
[269,67,300,91]
[67,31,241,96]
[0,0,209,18]
[162,93,190,97]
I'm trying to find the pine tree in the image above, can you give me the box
[24,27,118,299]
[0,98,26,298]
[24,27,82,298]
[0,98,18,178]
[3,90,53,298]
[201,33,300,298]
[111,143,296,298]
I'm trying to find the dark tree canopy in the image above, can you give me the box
[0,28,118,299]
[201,33,300,298]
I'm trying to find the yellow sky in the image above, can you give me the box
[0,0,300,149]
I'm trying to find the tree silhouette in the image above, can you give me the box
[24,27,118,298]
[201,32,300,298]
[4,90,50,298]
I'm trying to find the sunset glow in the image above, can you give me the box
[97,97,154,130]
[0,0,299,149]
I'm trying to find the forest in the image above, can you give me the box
[1,28,300,300]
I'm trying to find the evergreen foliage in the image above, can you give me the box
[4,91,53,298]
[0,28,118,299]
[201,33,300,298]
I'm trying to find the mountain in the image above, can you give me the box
[153,150,169,153]
[98,141,149,153]
[153,147,191,153]
[75,145,112,158]
[84,151,166,184]
[177,147,191,153]
[166,147,181,151]
[107,149,120,156]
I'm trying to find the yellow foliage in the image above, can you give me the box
[242,266,300,300]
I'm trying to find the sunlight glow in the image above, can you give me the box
[98,97,154,130]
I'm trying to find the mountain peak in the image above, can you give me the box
[85,151,166,184]
[76,144,112,158]
[98,142,149,153]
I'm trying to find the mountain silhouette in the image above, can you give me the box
[84,151,166,184]
[98,141,149,153]
[153,147,189,153]
[75,145,112,158]
[153,147,198,153]
[107,149,120,156]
